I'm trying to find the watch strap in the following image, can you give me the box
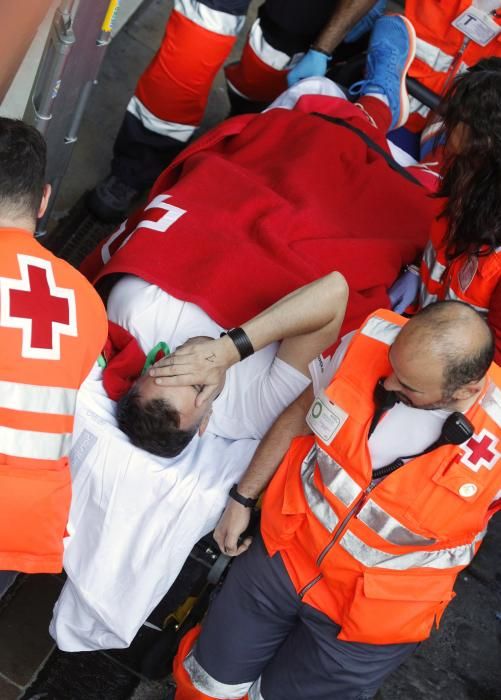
[225,327,254,361]
[229,483,258,508]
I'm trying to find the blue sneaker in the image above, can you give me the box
[345,0,388,43]
[350,14,416,131]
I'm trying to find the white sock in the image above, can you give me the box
[367,92,389,105]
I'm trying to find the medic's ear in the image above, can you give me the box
[38,184,51,219]
[452,378,484,402]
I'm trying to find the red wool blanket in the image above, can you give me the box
[82,96,437,336]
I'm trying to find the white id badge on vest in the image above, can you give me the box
[306,390,348,444]
[452,6,501,46]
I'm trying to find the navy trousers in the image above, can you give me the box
[192,535,418,700]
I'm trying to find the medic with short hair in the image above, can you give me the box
[0,118,107,574]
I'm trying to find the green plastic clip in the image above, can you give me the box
[142,341,171,375]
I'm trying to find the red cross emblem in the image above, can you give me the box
[461,429,500,473]
[0,255,77,359]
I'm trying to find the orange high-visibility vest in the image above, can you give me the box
[261,309,501,644]
[0,228,107,573]
[406,0,501,129]
[419,216,501,315]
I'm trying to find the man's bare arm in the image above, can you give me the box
[214,385,314,556]
[150,271,347,402]
[313,0,380,55]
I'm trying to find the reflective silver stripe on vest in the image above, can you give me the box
[317,447,362,507]
[481,382,501,426]
[429,260,446,283]
[422,240,436,269]
[415,37,455,73]
[408,94,430,119]
[360,316,401,345]
[358,500,437,547]
[0,426,71,460]
[184,649,252,699]
[419,286,437,308]
[420,240,438,306]
[301,446,339,533]
[0,380,77,415]
[410,38,468,117]
[422,241,446,283]
[445,288,489,315]
[340,529,484,570]
[174,0,246,35]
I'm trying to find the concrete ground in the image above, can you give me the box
[0,1,499,699]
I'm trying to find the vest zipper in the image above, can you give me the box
[297,481,377,600]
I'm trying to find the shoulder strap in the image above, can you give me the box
[312,113,423,188]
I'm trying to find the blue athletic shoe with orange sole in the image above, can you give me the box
[350,14,417,131]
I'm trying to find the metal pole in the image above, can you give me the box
[26,2,77,135]
[23,0,125,236]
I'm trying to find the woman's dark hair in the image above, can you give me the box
[436,57,501,259]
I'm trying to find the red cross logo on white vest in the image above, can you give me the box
[0,254,77,360]
[461,428,500,472]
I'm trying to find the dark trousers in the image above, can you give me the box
[193,535,417,700]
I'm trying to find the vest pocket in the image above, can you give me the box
[338,571,456,644]
[0,461,71,573]
[261,437,310,548]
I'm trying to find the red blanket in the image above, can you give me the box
[82,96,436,336]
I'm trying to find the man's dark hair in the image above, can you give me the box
[0,118,46,222]
[412,301,495,399]
[117,386,198,457]
[436,57,501,259]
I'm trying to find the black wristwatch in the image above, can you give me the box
[220,327,254,361]
[229,483,258,508]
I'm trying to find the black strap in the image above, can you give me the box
[312,113,424,188]
[223,327,254,361]
[229,484,258,509]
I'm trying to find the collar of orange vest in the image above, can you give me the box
[0,226,36,238]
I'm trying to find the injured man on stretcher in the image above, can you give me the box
[50,270,348,651]
[51,66,438,651]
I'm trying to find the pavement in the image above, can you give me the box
[0,1,499,699]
